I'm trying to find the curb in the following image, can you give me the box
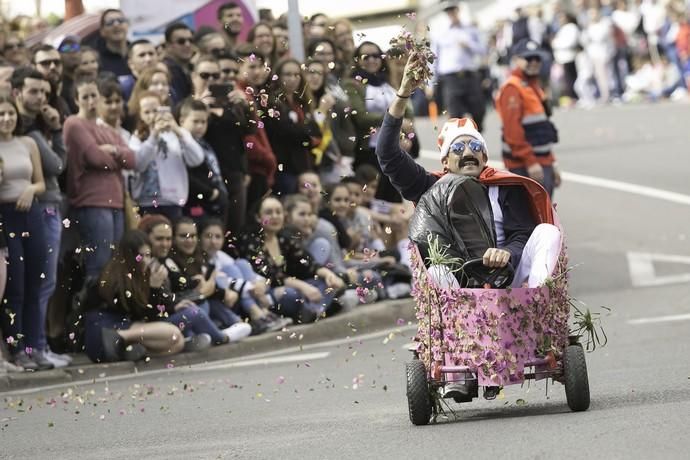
[0,298,416,393]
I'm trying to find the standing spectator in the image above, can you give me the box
[496,39,561,197]
[128,91,204,220]
[125,67,173,130]
[11,68,69,368]
[272,21,290,61]
[120,39,159,102]
[217,2,245,51]
[195,31,228,57]
[612,0,640,96]
[265,57,321,196]
[308,13,330,40]
[3,34,29,67]
[234,45,277,215]
[433,1,487,130]
[329,18,356,78]
[32,45,71,118]
[96,79,130,143]
[83,230,186,363]
[56,36,81,114]
[95,9,131,77]
[64,77,136,280]
[76,46,99,79]
[247,22,275,67]
[163,23,195,104]
[177,98,229,221]
[189,55,251,234]
[217,49,240,85]
[583,7,615,103]
[0,94,48,370]
[551,12,581,102]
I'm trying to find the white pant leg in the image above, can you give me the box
[512,224,562,288]
[427,265,461,291]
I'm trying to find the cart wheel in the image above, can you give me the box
[563,344,590,412]
[406,360,432,425]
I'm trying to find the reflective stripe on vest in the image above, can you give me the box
[498,76,557,159]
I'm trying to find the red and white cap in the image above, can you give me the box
[437,117,487,159]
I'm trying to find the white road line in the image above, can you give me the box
[627,252,690,287]
[419,149,690,206]
[194,351,330,371]
[627,313,690,325]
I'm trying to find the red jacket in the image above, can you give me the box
[236,82,277,187]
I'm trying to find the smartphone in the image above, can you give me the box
[209,83,233,107]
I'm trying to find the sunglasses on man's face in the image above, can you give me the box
[199,72,220,80]
[175,37,193,46]
[450,139,485,155]
[37,59,62,68]
[104,17,128,27]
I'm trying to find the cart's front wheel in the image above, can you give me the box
[406,360,432,425]
[563,344,590,411]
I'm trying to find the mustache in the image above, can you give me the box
[459,156,479,167]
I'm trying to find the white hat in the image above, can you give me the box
[437,117,487,159]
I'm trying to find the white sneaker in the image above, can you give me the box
[386,282,411,299]
[339,289,360,311]
[222,322,252,342]
[44,348,71,368]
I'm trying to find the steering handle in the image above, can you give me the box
[459,258,515,289]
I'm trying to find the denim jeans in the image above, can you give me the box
[36,203,62,350]
[74,207,124,280]
[273,279,336,323]
[0,202,47,352]
[166,305,227,344]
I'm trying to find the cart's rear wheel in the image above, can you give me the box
[563,344,590,411]
[406,360,432,425]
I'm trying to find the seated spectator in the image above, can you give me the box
[265,57,322,196]
[169,217,252,341]
[120,39,159,102]
[83,230,186,363]
[163,22,195,103]
[237,196,345,323]
[128,90,204,221]
[199,218,292,334]
[64,77,136,280]
[340,176,385,254]
[95,8,131,77]
[139,214,248,344]
[177,97,228,221]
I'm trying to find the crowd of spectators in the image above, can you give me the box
[0,3,417,372]
[487,0,690,106]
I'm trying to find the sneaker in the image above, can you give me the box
[122,343,148,362]
[43,348,71,368]
[222,322,252,342]
[30,350,55,370]
[184,333,212,352]
[386,282,411,299]
[338,289,360,311]
[0,358,24,373]
[13,351,39,371]
[264,313,293,332]
[250,317,270,336]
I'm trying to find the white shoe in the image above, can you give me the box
[339,289,360,311]
[44,348,71,368]
[222,322,252,342]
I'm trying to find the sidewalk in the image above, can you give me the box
[0,298,416,393]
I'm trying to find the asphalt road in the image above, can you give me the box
[3,102,690,460]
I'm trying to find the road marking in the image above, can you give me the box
[627,313,690,325]
[419,149,690,206]
[0,325,417,396]
[627,252,690,287]
[194,351,330,371]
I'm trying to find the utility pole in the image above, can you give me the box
[286,0,304,62]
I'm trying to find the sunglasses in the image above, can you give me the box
[525,55,542,63]
[450,139,485,155]
[104,17,129,27]
[59,43,80,53]
[37,59,62,67]
[199,72,220,80]
[174,37,193,46]
[221,67,238,75]
[4,42,24,51]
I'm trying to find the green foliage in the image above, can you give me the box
[570,301,611,352]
